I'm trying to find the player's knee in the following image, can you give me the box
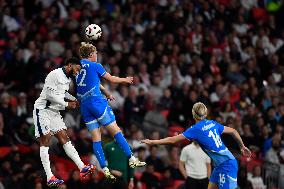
[55,130,70,144]
[58,134,70,144]
[90,129,101,142]
[40,135,51,146]
[106,122,120,136]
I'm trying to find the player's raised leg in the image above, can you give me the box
[97,106,146,168]
[33,109,64,187]
[88,124,116,180]
[106,121,146,168]
[55,130,95,178]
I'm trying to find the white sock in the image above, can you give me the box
[63,141,84,170]
[40,146,53,180]
[129,156,136,162]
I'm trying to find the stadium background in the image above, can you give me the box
[1,0,284,188]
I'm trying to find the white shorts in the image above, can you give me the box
[33,108,67,138]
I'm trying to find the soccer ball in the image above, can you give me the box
[85,24,102,40]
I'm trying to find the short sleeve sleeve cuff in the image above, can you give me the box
[182,127,195,140]
[216,121,224,134]
[100,71,106,77]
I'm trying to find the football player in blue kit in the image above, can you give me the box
[76,42,146,180]
[142,102,251,189]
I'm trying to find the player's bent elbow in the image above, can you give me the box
[231,128,238,135]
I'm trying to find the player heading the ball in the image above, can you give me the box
[75,42,146,180]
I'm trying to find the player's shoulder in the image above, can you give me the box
[48,68,63,76]
[48,68,71,82]
[46,68,60,79]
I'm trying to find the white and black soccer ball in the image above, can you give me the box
[85,24,102,40]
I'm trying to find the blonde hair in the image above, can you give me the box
[192,102,208,121]
[79,42,97,59]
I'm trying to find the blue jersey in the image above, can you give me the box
[183,119,235,166]
[76,59,106,100]
[75,59,116,131]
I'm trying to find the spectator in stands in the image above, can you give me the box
[66,170,84,189]
[146,145,165,173]
[75,128,92,155]
[265,133,283,164]
[0,112,13,146]
[159,88,173,110]
[179,142,211,189]
[247,165,266,189]
[135,146,147,174]
[16,92,28,117]
[167,146,183,180]
[242,124,255,148]
[107,83,125,111]
[0,92,11,133]
[160,168,175,189]
[141,164,161,189]
[123,87,140,124]
[129,129,147,152]
[143,102,168,137]
[85,173,103,188]
[149,131,168,163]
[149,74,164,101]
[238,166,253,189]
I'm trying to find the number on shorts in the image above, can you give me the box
[77,69,87,86]
[208,129,222,148]
[219,173,226,185]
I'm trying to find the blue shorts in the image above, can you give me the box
[80,98,116,131]
[210,159,238,189]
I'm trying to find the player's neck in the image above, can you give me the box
[63,66,72,78]
[84,57,97,62]
[194,119,202,123]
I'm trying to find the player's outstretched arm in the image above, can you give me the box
[141,134,186,145]
[100,84,115,101]
[103,73,133,84]
[223,126,252,158]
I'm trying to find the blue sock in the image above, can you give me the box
[114,132,132,158]
[92,141,106,168]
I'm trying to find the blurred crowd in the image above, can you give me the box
[1,0,284,188]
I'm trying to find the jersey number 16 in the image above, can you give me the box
[208,129,222,148]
